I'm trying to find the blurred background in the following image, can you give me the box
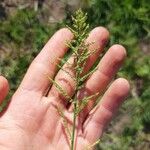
[0,0,149,149]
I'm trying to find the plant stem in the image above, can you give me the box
[71,55,79,150]
[71,96,77,150]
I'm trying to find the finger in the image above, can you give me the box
[74,45,126,119]
[48,27,109,105]
[18,28,73,95]
[83,78,130,144]
[0,76,9,104]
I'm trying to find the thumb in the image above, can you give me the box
[0,76,9,104]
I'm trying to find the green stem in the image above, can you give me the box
[71,98,77,150]
[71,55,79,150]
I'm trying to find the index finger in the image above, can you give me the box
[17,28,73,95]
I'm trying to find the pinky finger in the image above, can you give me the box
[83,78,130,144]
[0,76,9,104]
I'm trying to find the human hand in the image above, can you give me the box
[0,27,130,150]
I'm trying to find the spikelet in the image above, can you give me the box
[48,9,99,150]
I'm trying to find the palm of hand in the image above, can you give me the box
[0,28,129,150]
[0,93,90,150]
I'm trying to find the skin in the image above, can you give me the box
[0,27,130,150]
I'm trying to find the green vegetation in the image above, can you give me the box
[0,0,150,149]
